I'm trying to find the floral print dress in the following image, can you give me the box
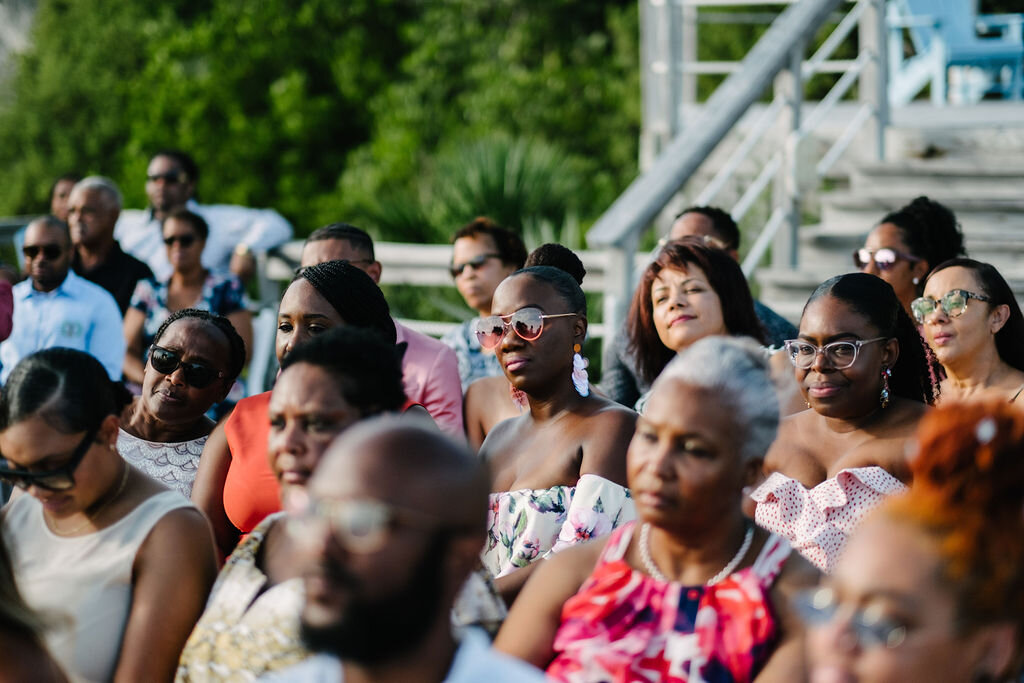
[483,474,634,579]
[547,522,792,683]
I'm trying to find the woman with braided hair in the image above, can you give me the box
[752,273,940,573]
[191,260,411,559]
[805,400,1024,682]
[855,196,966,315]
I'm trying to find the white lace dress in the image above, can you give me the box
[117,428,208,498]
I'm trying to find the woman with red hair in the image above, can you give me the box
[804,401,1024,682]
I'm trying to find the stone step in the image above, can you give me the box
[850,160,1024,197]
[819,191,1024,233]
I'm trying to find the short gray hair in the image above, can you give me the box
[652,335,779,461]
[72,176,122,210]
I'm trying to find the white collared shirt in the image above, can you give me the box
[115,198,293,281]
[261,628,549,683]
[0,270,126,382]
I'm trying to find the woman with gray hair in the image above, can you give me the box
[495,336,818,682]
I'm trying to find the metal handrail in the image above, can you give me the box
[589,0,887,344]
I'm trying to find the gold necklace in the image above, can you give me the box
[47,462,130,537]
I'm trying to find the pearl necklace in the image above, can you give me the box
[639,522,754,586]
[47,462,130,537]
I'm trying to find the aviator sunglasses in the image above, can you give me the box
[910,289,991,325]
[793,587,908,649]
[148,345,225,388]
[474,307,576,349]
[0,427,97,492]
[853,247,920,272]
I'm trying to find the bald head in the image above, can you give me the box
[314,417,488,532]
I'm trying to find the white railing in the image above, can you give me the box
[589,0,888,343]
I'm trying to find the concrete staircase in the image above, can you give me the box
[756,158,1024,323]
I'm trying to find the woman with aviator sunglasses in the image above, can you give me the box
[478,266,637,606]
[118,309,246,498]
[914,258,1024,404]
[752,273,940,573]
[805,401,1024,682]
[123,208,252,386]
[0,348,217,682]
[856,196,966,316]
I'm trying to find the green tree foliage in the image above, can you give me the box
[0,0,640,246]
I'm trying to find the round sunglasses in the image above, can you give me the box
[853,247,920,272]
[473,307,576,349]
[148,345,225,388]
[910,289,991,325]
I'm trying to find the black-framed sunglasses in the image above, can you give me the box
[910,289,992,325]
[146,171,187,184]
[793,587,908,649]
[163,234,199,248]
[853,247,920,272]
[473,307,576,349]
[449,253,502,279]
[22,244,64,261]
[148,345,225,389]
[0,428,97,492]
[784,337,888,370]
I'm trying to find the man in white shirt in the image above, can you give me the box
[0,216,125,382]
[264,419,547,683]
[114,149,292,282]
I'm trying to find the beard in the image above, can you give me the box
[300,532,449,665]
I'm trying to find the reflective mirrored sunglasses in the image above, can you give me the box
[784,337,888,370]
[793,587,908,649]
[910,289,991,325]
[473,307,576,349]
[449,252,502,279]
[22,244,63,261]
[853,247,920,272]
[163,234,198,248]
[148,345,225,389]
[0,428,97,492]
[286,494,455,554]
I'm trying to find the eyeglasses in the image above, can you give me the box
[148,345,225,389]
[450,253,502,279]
[793,587,908,649]
[853,248,921,272]
[163,234,199,248]
[146,171,187,184]
[22,244,63,261]
[474,307,576,349]
[784,337,888,370]
[286,494,451,554]
[0,428,97,492]
[910,289,992,325]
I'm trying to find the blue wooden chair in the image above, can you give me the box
[890,0,1023,103]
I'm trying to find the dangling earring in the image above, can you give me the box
[880,367,892,408]
[804,399,811,409]
[572,343,590,397]
[509,383,528,412]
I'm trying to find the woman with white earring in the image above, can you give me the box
[914,258,1024,403]
[478,266,638,607]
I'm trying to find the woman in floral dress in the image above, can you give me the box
[478,266,637,606]
[495,337,818,682]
